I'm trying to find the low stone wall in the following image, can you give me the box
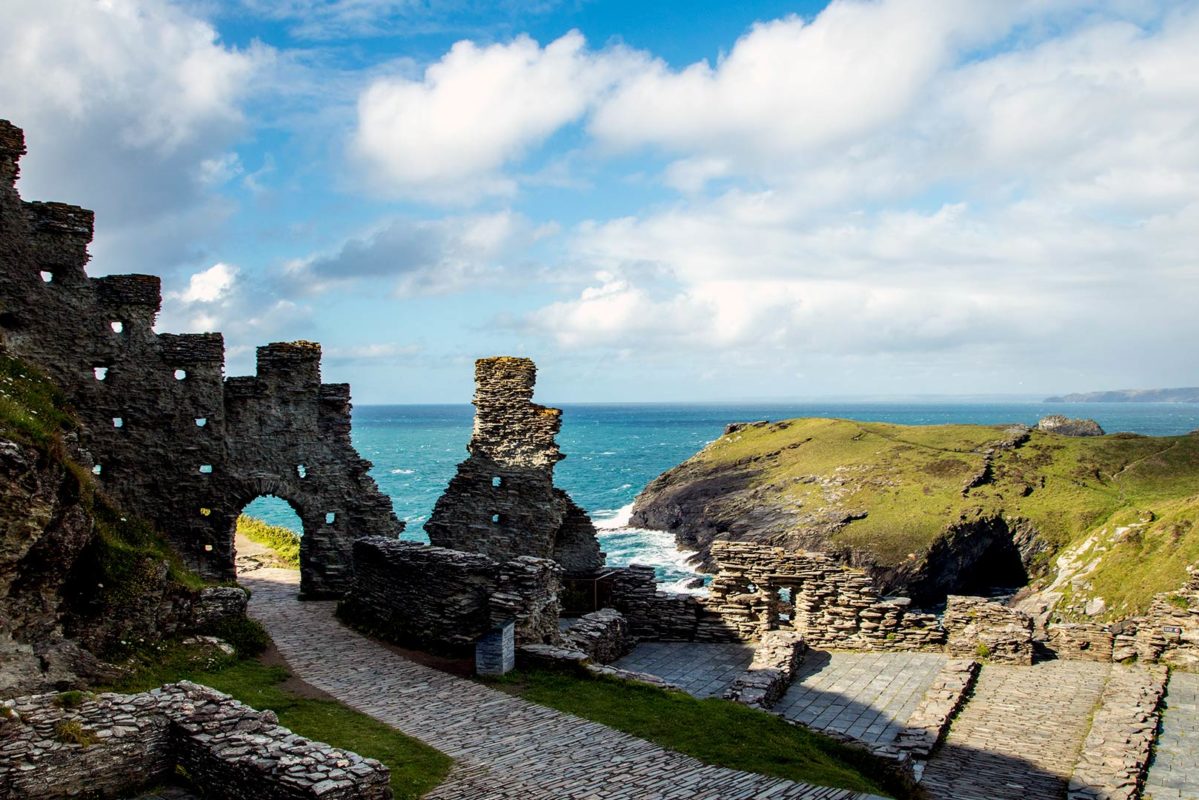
[1067,664,1167,800]
[0,681,391,800]
[340,537,561,654]
[722,630,807,710]
[894,659,979,761]
[944,596,1034,665]
[1130,567,1199,670]
[561,609,635,664]
[609,565,734,641]
[516,643,684,691]
[1045,623,1115,662]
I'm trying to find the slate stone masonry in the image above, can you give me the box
[0,121,402,598]
[426,357,603,576]
[0,681,391,800]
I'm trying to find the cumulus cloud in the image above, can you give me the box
[285,211,543,296]
[519,2,1199,393]
[0,0,266,274]
[350,31,642,201]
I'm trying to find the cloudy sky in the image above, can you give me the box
[3,0,1197,402]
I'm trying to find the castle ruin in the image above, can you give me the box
[0,120,401,598]
[426,356,603,575]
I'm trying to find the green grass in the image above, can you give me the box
[237,514,301,569]
[0,355,73,445]
[672,417,1199,612]
[490,668,906,798]
[105,640,452,799]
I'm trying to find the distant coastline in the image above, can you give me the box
[1046,387,1199,403]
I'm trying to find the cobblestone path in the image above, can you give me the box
[243,569,884,800]
[920,660,1110,800]
[1143,671,1199,800]
[775,650,947,747]
[613,642,755,697]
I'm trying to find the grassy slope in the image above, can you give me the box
[237,514,301,569]
[492,668,903,798]
[105,639,452,800]
[691,418,1199,615]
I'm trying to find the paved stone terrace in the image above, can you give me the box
[1143,670,1199,800]
[613,642,756,698]
[243,569,883,800]
[920,660,1111,800]
[775,650,947,747]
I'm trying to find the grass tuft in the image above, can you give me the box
[54,719,99,748]
[237,515,301,569]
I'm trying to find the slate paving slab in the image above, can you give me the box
[1143,671,1199,800]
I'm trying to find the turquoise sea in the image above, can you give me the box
[246,401,1199,590]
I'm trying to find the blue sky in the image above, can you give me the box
[3,0,1198,403]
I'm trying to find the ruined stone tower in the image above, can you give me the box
[0,120,402,597]
[426,357,603,575]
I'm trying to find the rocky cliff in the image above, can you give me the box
[630,417,1199,611]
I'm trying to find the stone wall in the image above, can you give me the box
[561,608,636,664]
[943,595,1034,665]
[0,120,401,599]
[722,630,807,709]
[1129,565,1199,670]
[703,541,946,650]
[425,357,602,576]
[0,681,391,800]
[339,537,562,654]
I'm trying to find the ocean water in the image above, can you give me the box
[245,401,1199,590]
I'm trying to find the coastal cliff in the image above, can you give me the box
[631,417,1199,613]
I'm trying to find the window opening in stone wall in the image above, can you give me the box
[777,586,793,624]
[195,417,207,427]
[39,270,52,283]
[492,476,502,488]
[112,417,123,428]
[200,507,212,516]
[91,464,102,475]
[297,464,307,478]
[204,544,213,552]
[174,369,187,380]
[93,366,108,380]
[199,465,213,474]
[325,512,336,524]
[110,321,123,333]
[492,513,504,524]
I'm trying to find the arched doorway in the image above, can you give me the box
[235,495,303,575]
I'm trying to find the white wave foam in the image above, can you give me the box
[593,502,634,529]
[390,468,415,474]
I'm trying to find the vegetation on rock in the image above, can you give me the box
[632,417,1199,613]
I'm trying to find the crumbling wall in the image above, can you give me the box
[943,595,1034,664]
[0,121,401,598]
[0,681,392,800]
[339,537,562,654]
[425,357,602,575]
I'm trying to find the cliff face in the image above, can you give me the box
[631,417,1199,611]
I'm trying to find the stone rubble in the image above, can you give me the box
[722,630,807,710]
[1068,664,1168,800]
[0,681,391,800]
[943,595,1034,665]
[560,608,636,664]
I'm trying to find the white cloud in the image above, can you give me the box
[350,31,642,201]
[0,0,266,273]
[175,262,238,303]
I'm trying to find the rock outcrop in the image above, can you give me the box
[1035,415,1105,437]
[0,120,401,598]
[426,357,602,575]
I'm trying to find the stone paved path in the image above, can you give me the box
[1143,671,1199,800]
[920,660,1111,800]
[243,569,883,800]
[775,650,947,747]
[613,642,755,698]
